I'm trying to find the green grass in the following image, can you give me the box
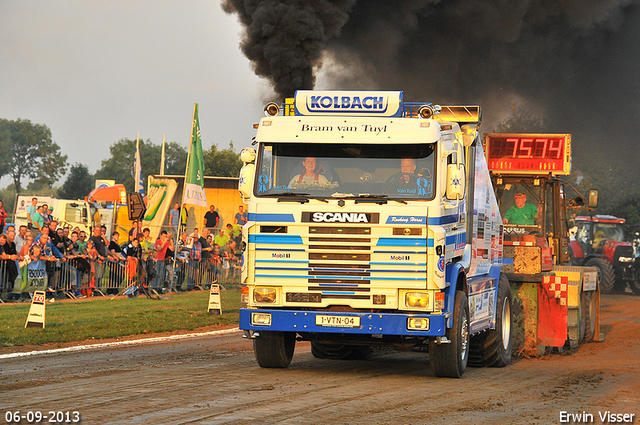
[0,290,241,348]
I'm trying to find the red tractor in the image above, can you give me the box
[569,215,640,294]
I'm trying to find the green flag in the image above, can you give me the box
[183,103,208,207]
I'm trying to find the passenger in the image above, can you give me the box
[503,192,537,225]
[289,157,329,186]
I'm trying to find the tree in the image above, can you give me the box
[493,107,544,133]
[94,138,187,192]
[58,163,95,200]
[203,142,243,177]
[0,118,68,193]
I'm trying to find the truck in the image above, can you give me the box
[13,195,99,235]
[483,133,601,353]
[569,214,640,295]
[237,90,509,378]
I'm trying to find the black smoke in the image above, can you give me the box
[224,0,640,173]
[221,0,356,98]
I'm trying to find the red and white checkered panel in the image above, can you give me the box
[543,275,568,306]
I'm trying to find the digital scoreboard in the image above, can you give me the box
[482,133,571,175]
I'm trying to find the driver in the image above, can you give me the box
[503,192,537,225]
[289,157,329,186]
[387,158,419,184]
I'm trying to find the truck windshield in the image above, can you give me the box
[254,142,436,200]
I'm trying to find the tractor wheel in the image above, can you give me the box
[585,257,615,294]
[429,291,469,378]
[310,343,371,360]
[581,291,597,343]
[469,274,512,368]
[630,280,640,296]
[253,331,296,368]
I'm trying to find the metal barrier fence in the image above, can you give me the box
[0,255,241,301]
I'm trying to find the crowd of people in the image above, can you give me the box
[0,198,248,300]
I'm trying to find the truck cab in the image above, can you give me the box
[238,91,511,377]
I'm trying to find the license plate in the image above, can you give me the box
[315,315,361,328]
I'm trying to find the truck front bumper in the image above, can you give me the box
[239,308,447,336]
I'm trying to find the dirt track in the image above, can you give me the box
[1,294,639,425]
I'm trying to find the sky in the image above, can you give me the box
[0,1,279,188]
[3,0,640,193]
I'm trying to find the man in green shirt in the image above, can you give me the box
[503,192,537,225]
[214,228,229,248]
[226,223,242,245]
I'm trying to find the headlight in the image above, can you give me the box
[251,312,272,326]
[407,317,430,331]
[254,287,277,303]
[405,292,429,308]
[619,256,634,263]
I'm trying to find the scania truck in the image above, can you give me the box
[237,91,509,378]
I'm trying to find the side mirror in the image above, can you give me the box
[588,189,599,208]
[460,124,479,147]
[238,163,255,198]
[446,163,466,200]
[240,147,256,164]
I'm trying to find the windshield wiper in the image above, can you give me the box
[276,192,310,204]
[355,194,388,205]
[276,192,310,197]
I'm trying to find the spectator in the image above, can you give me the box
[226,223,242,245]
[49,221,65,254]
[84,239,100,297]
[26,197,38,230]
[180,203,189,232]
[234,205,248,226]
[34,227,63,258]
[15,225,28,254]
[0,200,7,234]
[123,236,142,284]
[124,237,141,259]
[128,220,142,242]
[168,203,180,231]
[67,231,80,257]
[77,231,88,254]
[41,205,53,227]
[199,228,214,288]
[108,231,125,261]
[0,227,20,289]
[173,232,190,291]
[176,232,190,258]
[221,239,238,283]
[210,245,222,282]
[140,227,154,260]
[204,205,220,231]
[189,227,201,246]
[152,230,173,290]
[187,234,202,290]
[29,205,45,235]
[90,226,108,258]
[19,234,34,257]
[31,233,60,292]
[214,228,229,248]
[55,228,66,255]
[199,228,213,258]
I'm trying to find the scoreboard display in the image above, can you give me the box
[482,133,571,175]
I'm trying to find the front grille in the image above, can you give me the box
[307,227,373,298]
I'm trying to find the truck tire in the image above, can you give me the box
[469,274,512,367]
[310,343,371,360]
[253,331,296,368]
[429,290,469,378]
[581,291,597,343]
[585,257,615,294]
